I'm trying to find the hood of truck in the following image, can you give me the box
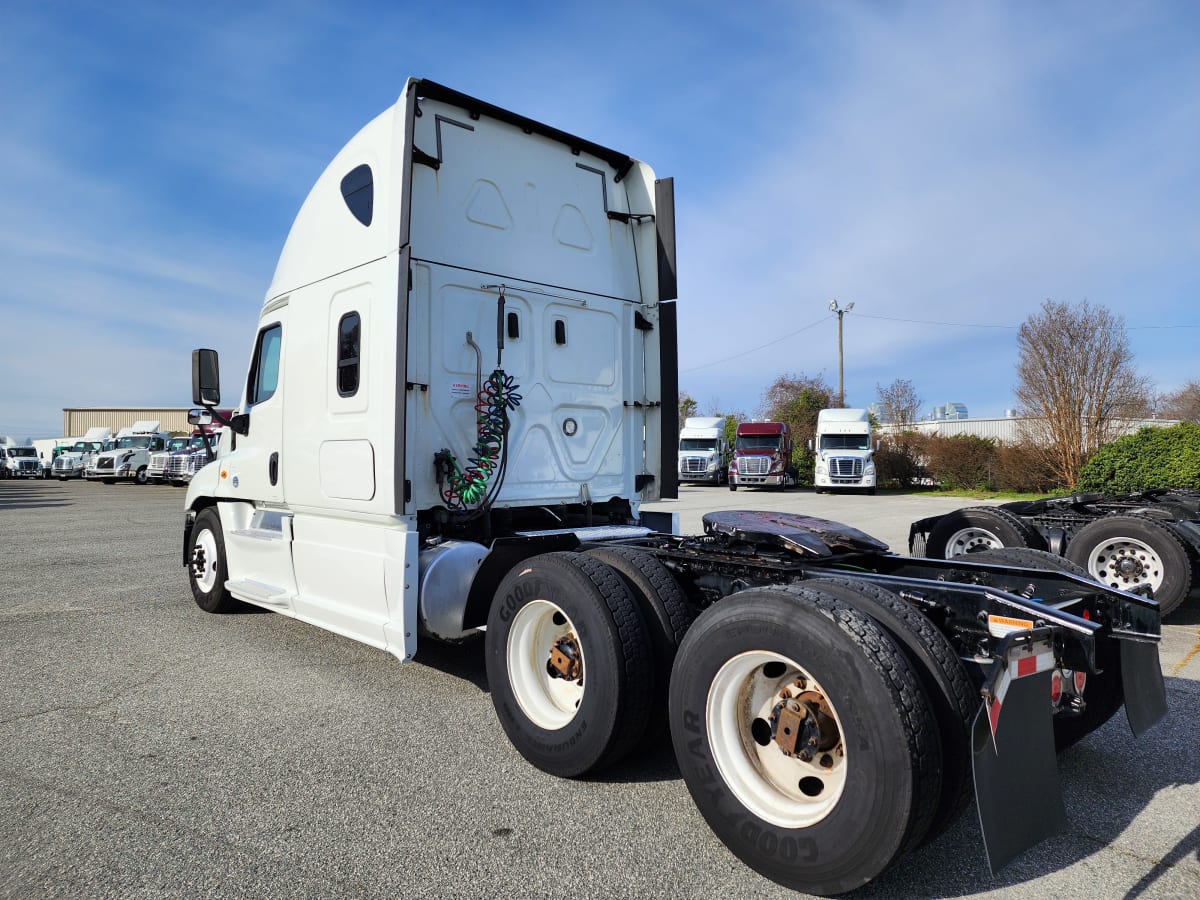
[819,449,872,458]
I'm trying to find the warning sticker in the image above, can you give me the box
[449,382,472,398]
[987,614,1035,639]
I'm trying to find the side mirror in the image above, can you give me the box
[807,438,814,452]
[188,408,214,427]
[192,348,220,406]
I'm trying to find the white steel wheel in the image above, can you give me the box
[506,599,586,731]
[1081,537,1165,594]
[192,526,220,594]
[707,650,848,829]
[940,525,1003,555]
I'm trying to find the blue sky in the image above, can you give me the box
[1,1,1197,439]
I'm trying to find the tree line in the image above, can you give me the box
[680,299,1200,493]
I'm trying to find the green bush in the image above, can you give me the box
[1077,423,1200,493]
[792,447,816,487]
[875,432,928,488]
[924,434,997,490]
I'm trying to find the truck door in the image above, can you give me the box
[223,310,287,505]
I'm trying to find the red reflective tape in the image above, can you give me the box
[1014,651,1054,680]
[988,697,1002,736]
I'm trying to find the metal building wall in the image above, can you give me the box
[877,416,1178,445]
[62,408,194,437]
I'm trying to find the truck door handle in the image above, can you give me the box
[269,452,279,486]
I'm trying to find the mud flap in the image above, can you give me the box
[972,632,1066,873]
[1121,639,1167,738]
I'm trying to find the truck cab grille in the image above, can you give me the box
[739,456,770,476]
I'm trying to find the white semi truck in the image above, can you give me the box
[811,407,877,494]
[52,427,113,480]
[1,440,40,478]
[182,79,1169,895]
[87,421,170,484]
[677,415,729,485]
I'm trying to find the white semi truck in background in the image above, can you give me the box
[811,407,877,494]
[1,438,40,478]
[676,415,729,485]
[51,427,113,480]
[86,421,171,484]
[181,78,1169,895]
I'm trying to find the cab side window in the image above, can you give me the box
[337,312,361,397]
[248,324,282,405]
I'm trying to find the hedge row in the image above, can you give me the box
[875,433,1059,493]
[875,423,1200,494]
[1077,423,1200,492]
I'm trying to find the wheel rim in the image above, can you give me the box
[707,651,848,828]
[191,528,219,593]
[941,526,1003,557]
[507,600,585,730]
[1083,537,1165,593]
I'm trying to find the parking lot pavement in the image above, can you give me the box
[2,479,1199,898]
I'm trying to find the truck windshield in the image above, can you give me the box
[116,436,151,450]
[167,438,190,452]
[680,438,717,451]
[8,448,36,457]
[820,434,871,451]
[736,435,781,451]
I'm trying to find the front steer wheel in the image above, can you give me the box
[485,552,653,778]
[188,508,239,613]
[669,585,942,896]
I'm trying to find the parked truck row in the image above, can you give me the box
[677,408,878,495]
[179,80,1170,895]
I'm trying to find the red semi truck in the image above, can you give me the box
[728,421,798,490]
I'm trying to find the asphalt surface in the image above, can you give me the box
[2,479,1198,899]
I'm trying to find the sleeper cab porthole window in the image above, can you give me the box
[340,164,373,227]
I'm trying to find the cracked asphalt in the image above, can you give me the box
[2,479,1198,898]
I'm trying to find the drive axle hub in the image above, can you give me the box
[1110,552,1147,583]
[548,634,582,682]
[772,689,839,762]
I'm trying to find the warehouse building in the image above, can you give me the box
[62,407,196,437]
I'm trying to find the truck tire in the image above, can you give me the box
[924,507,1046,558]
[963,546,1092,581]
[669,585,941,895]
[729,481,737,491]
[803,577,975,844]
[485,552,653,777]
[962,547,1124,752]
[584,545,697,745]
[135,466,149,485]
[188,508,239,613]
[1065,514,1194,616]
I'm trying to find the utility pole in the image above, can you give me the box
[828,299,854,407]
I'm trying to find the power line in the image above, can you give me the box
[681,314,833,373]
[680,310,1200,375]
[854,313,1016,328]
